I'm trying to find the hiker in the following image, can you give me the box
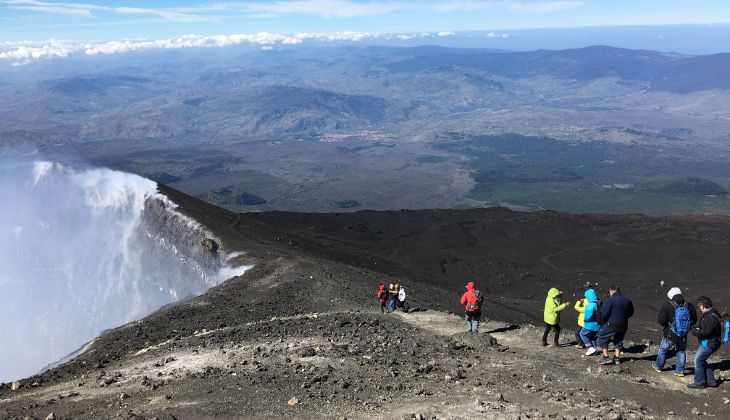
[542,288,570,346]
[387,284,398,313]
[460,281,483,333]
[397,285,410,312]
[574,296,587,349]
[377,283,388,313]
[688,296,722,389]
[580,288,602,356]
[597,285,634,365]
[653,287,697,377]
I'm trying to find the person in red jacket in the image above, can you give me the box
[376,283,388,313]
[460,281,484,333]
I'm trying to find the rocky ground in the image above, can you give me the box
[1,187,729,419]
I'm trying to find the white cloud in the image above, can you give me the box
[244,0,399,19]
[4,0,106,16]
[486,31,510,38]
[0,31,391,64]
[0,39,77,62]
[437,31,455,37]
[9,5,93,16]
[2,0,203,21]
[112,7,205,23]
[3,0,586,21]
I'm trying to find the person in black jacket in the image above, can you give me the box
[688,296,722,389]
[653,287,697,376]
[597,285,634,365]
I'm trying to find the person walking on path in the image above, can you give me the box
[597,285,634,365]
[460,281,483,333]
[653,287,697,377]
[377,283,388,313]
[387,284,398,313]
[580,288,602,356]
[397,285,410,312]
[543,288,570,346]
[688,296,722,389]
[574,296,587,348]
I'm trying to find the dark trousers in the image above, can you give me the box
[543,322,561,344]
[379,300,387,313]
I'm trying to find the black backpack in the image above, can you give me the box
[587,302,604,325]
[468,290,483,312]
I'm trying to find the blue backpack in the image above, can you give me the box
[707,313,728,347]
[670,302,692,337]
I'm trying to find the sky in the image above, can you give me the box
[1,1,730,64]
[1,0,730,41]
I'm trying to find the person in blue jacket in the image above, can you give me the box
[597,285,634,365]
[580,288,602,356]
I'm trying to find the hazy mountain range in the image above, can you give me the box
[2,44,730,214]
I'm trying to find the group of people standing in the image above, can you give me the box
[547,285,635,365]
[375,280,727,390]
[544,284,727,390]
[377,283,408,313]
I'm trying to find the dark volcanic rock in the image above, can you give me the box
[658,177,728,195]
[450,332,499,349]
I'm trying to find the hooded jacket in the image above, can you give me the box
[600,289,634,331]
[574,299,586,327]
[582,289,601,332]
[460,282,482,314]
[543,288,568,325]
[657,293,697,339]
[692,307,722,350]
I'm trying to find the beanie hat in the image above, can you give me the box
[667,287,682,300]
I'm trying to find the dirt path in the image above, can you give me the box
[395,309,730,417]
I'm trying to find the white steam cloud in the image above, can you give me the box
[0,160,250,382]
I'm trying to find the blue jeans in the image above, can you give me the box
[579,328,598,348]
[465,313,481,333]
[693,345,717,385]
[654,336,687,373]
[388,299,397,313]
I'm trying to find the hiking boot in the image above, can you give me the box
[652,365,662,373]
[585,347,597,356]
[613,357,621,365]
[673,371,685,377]
[600,356,613,365]
[541,341,548,347]
[707,381,719,388]
[687,382,706,389]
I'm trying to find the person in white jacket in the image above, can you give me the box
[397,285,410,312]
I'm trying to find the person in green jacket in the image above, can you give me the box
[543,288,570,346]
[574,297,587,348]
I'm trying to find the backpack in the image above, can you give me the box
[468,290,483,312]
[377,289,387,302]
[670,302,692,337]
[585,303,598,323]
[586,302,604,325]
[709,313,729,345]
